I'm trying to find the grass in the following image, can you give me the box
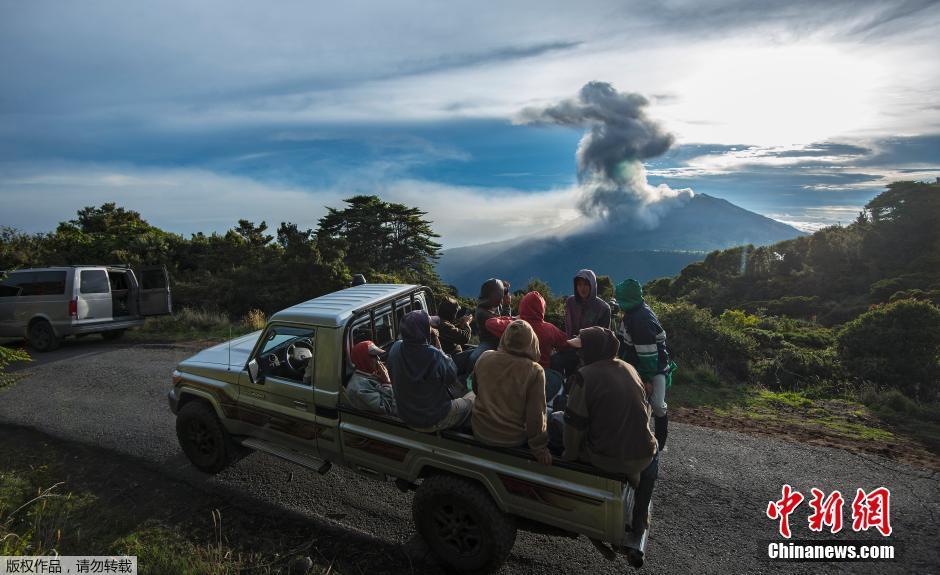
[129,307,264,343]
[0,466,324,575]
[668,363,939,462]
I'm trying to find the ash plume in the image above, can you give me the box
[517,81,693,229]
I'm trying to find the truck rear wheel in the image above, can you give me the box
[413,474,516,573]
[176,401,236,474]
[28,320,60,352]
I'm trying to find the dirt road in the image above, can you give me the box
[1,340,937,574]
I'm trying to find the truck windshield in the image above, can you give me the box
[260,326,312,354]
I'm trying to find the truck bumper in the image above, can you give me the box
[167,387,180,414]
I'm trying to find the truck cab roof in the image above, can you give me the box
[270,283,421,328]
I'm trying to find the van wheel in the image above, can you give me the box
[102,329,125,341]
[413,474,516,573]
[28,320,60,352]
[176,401,236,474]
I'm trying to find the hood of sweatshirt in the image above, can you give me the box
[579,326,620,366]
[498,319,541,362]
[438,296,459,322]
[478,278,505,307]
[518,291,546,324]
[399,310,431,343]
[615,279,644,311]
[573,269,598,302]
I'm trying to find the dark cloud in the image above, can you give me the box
[518,82,692,227]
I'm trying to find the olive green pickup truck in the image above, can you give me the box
[167,284,650,572]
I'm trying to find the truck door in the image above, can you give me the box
[135,265,172,316]
[239,324,320,457]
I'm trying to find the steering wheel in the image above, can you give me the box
[285,342,313,374]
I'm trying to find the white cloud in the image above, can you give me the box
[0,163,581,249]
[767,205,866,232]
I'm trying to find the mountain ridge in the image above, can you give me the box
[436,193,806,295]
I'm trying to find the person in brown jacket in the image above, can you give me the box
[562,326,656,485]
[437,296,472,355]
[471,319,552,465]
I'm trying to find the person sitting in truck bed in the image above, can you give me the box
[437,296,473,355]
[559,326,656,485]
[484,291,569,404]
[344,340,397,416]
[471,319,552,465]
[473,278,512,350]
[389,310,475,432]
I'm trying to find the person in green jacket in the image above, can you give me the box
[615,279,673,451]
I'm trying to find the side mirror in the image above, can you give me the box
[247,359,262,384]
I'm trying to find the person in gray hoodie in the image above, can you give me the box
[552,269,612,378]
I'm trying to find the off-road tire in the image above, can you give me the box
[176,401,236,473]
[413,474,516,573]
[27,320,60,352]
[101,329,126,341]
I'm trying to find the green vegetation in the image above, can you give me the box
[0,466,326,574]
[649,182,940,457]
[128,307,268,343]
[0,346,29,388]
[0,195,444,317]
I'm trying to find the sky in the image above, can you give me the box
[1,0,939,247]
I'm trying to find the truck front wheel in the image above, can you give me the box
[413,474,516,573]
[176,401,236,474]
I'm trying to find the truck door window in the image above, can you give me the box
[80,270,110,294]
[256,325,317,385]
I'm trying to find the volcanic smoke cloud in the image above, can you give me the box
[518,81,693,229]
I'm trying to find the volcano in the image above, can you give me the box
[435,193,806,296]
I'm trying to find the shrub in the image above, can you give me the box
[720,309,760,330]
[753,343,843,393]
[837,299,940,401]
[654,301,757,380]
[243,309,266,331]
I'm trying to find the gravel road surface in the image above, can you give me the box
[1,342,937,574]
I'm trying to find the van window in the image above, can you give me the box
[1,271,67,297]
[80,270,110,294]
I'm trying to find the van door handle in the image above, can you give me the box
[292,400,308,410]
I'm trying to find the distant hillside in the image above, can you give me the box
[437,193,805,295]
[647,181,940,325]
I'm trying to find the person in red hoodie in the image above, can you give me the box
[486,291,569,404]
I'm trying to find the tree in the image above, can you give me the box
[317,195,443,288]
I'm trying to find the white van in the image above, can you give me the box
[0,265,172,351]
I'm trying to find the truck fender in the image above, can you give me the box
[176,387,228,421]
[411,460,509,513]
